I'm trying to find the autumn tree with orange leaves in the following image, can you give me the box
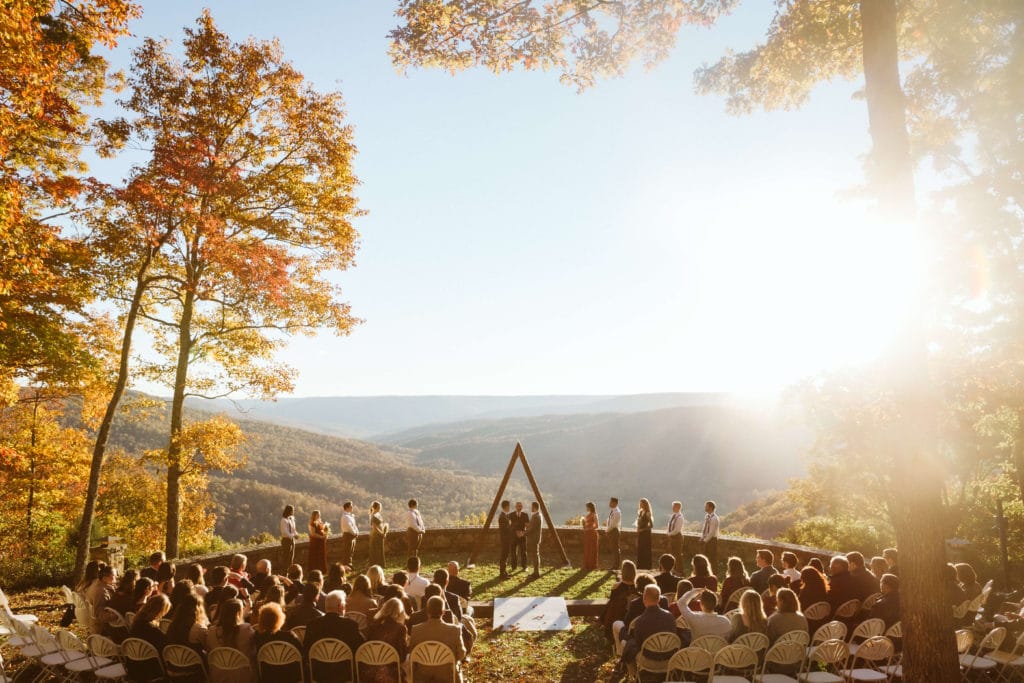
[92,13,362,559]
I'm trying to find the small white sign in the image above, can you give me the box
[493,597,572,632]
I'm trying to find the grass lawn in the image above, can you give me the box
[5,557,623,682]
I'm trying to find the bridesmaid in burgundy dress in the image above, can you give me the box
[582,501,600,570]
[307,510,328,573]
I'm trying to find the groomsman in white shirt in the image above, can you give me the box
[340,501,359,568]
[605,497,622,569]
[406,498,426,557]
[667,501,684,572]
[700,500,720,573]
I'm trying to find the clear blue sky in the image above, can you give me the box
[97,2,911,397]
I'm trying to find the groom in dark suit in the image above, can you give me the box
[510,501,529,571]
[498,500,513,578]
[526,501,543,579]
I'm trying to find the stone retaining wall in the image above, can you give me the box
[183,527,835,575]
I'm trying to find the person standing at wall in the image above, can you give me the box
[606,497,622,570]
[280,505,298,569]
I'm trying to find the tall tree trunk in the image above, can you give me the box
[164,287,195,559]
[860,1,959,680]
[73,243,164,583]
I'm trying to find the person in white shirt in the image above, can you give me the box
[404,556,430,610]
[700,500,721,573]
[340,501,359,568]
[605,497,622,570]
[280,504,298,569]
[676,587,732,640]
[406,499,426,558]
[667,501,685,572]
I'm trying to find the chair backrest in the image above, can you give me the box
[812,620,847,644]
[355,639,400,666]
[956,629,974,654]
[713,644,758,677]
[125,611,136,627]
[346,611,368,633]
[57,629,88,654]
[850,636,893,667]
[850,618,885,641]
[208,646,252,673]
[60,586,76,605]
[122,637,161,664]
[257,640,304,683]
[723,608,741,618]
[804,601,832,621]
[734,631,769,653]
[31,624,59,654]
[834,599,861,619]
[763,640,806,670]
[976,626,1007,654]
[690,634,728,653]
[727,590,744,607]
[666,646,714,679]
[884,621,902,639]
[409,640,456,682]
[158,618,171,634]
[103,607,127,629]
[308,637,353,665]
[776,629,810,646]
[860,593,882,611]
[290,625,306,644]
[807,638,849,668]
[636,632,680,674]
[87,634,121,659]
[163,643,206,675]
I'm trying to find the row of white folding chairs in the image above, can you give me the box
[655,636,900,683]
[253,637,457,683]
[7,624,125,683]
[957,625,1024,683]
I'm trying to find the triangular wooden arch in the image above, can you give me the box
[467,442,570,567]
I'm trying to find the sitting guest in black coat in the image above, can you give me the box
[305,590,364,682]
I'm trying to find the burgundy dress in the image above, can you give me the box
[307,521,328,573]
[583,511,599,570]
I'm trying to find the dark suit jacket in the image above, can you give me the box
[140,567,160,582]
[510,511,529,536]
[850,568,879,601]
[498,511,513,541]
[654,572,679,596]
[623,595,670,634]
[406,608,456,633]
[750,566,778,594]
[526,512,542,545]
[627,606,678,662]
[828,571,858,611]
[305,613,364,681]
[283,603,324,630]
[443,590,463,622]
[448,575,471,602]
[869,592,900,628]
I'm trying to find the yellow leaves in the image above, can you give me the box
[174,415,246,474]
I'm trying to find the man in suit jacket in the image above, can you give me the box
[654,554,679,596]
[619,585,678,673]
[827,555,859,613]
[305,590,364,681]
[409,596,466,683]
[284,582,325,630]
[446,561,472,603]
[498,500,514,577]
[526,502,543,579]
[750,549,778,594]
[509,502,529,571]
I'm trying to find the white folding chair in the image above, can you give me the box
[691,634,729,654]
[847,619,885,656]
[89,634,127,681]
[735,632,770,658]
[665,646,713,682]
[989,629,1024,683]
[163,644,207,679]
[208,646,253,682]
[355,640,401,683]
[346,611,368,634]
[40,629,89,682]
[712,643,759,683]
[307,637,353,683]
[860,594,882,612]
[841,635,893,682]
[798,639,848,683]
[833,600,861,621]
[0,588,37,624]
[960,627,1005,681]
[290,625,306,644]
[632,632,680,680]
[758,640,806,683]
[408,640,458,683]
[777,630,810,647]
[257,640,305,683]
[65,633,116,677]
[809,622,848,659]
[805,602,832,623]
[121,637,166,682]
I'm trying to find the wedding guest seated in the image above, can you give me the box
[764,574,787,615]
[87,565,117,634]
[346,574,379,616]
[109,570,139,615]
[750,549,778,594]
[729,589,768,641]
[366,598,409,683]
[616,585,677,679]
[405,557,431,607]
[407,585,457,632]
[283,582,325,630]
[946,563,967,607]
[128,577,157,616]
[206,598,255,658]
[446,562,472,604]
[808,557,827,576]
[323,563,350,595]
[306,570,327,611]
[211,585,242,624]
[619,574,669,645]
[367,565,388,598]
[847,552,877,601]
[869,574,900,628]
[166,580,196,621]
[255,584,286,615]
[284,565,304,604]
[184,564,209,599]
[127,594,170,682]
[797,566,829,610]
[77,561,104,594]
[767,588,807,644]
[687,554,718,594]
[157,562,177,595]
[781,552,802,584]
[719,557,751,613]
[883,548,898,576]
[166,593,208,654]
[602,561,639,641]
[253,603,304,682]
[669,580,693,619]
[676,588,732,640]
[431,569,464,622]
[869,556,888,581]
[227,554,255,594]
[204,566,232,615]
[305,590,364,682]
[956,563,982,601]
[654,554,679,596]
[409,596,466,683]
[249,559,274,596]
[140,552,165,582]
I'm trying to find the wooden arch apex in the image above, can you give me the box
[467,442,571,568]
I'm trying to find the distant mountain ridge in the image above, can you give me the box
[195,392,731,439]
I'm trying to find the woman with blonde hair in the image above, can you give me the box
[307,510,328,573]
[127,594,170,682]
[347,574,379,616]
[729,589,768,641]
[636,498,653,570]
[365,597,409,681]
[366,565,387,597]
[368,501,388,567]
